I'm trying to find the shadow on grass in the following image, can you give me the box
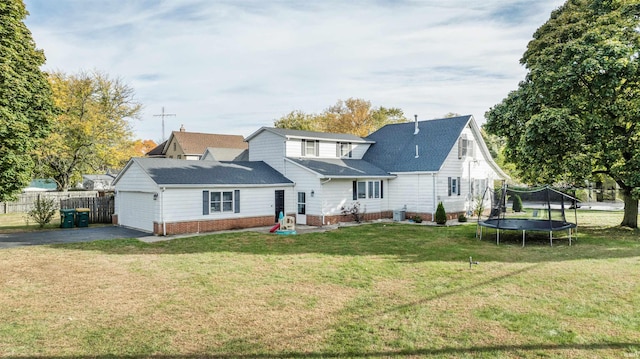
[2,342,638,358]
[54,222,640,263]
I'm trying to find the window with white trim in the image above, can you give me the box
[448,177,461,196]
[301,139,319,157]
[337,142,352,158]
[203,190,240,214]
[458,135,474,159]
[356,180,382,199]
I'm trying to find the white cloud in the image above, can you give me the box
[24,0,565,142]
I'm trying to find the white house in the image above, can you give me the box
[245,115,506,226]
[114,115,506,234]
[112,158,293,235]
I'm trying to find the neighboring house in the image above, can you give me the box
[151,125,248,160]
[112,158,294,235]
[82,174,117,191]
[115,115,506,235]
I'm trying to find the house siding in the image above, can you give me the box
[113,163,160,231]
[387,174,436,218]
[248,131,286,173]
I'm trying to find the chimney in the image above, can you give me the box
[414,114,419,135]
[179,124,185,132]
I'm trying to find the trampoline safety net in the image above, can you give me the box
[477,185,578,246]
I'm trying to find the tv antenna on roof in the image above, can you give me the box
[153,107,176,142]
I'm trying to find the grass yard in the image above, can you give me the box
[0,212,61,232]
[0,210,638,358]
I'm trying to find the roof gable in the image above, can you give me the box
[363,115,472,172]
[163,131,248,155]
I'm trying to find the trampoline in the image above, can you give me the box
[477,185,579,246]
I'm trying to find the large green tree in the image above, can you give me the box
[485,0,640,228]
[0,1,54,201]
[35,71,142,191]
[274,98,407,136]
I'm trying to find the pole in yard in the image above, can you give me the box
[153,107,176,142]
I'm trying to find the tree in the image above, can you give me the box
[35,71,142,191]
[132,139,158,156]
[485,0,640,228]
[273,98,407,136]
[273,110,321,131]
[0,1,54,201]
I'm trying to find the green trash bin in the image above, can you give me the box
[76,208,90,228]
[60,209,76,228]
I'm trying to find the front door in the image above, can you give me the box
[296,191,307,225]
[274,190,285,222]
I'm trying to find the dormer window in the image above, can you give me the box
[301,139,319,157]
[337,142,352,158]
[458,135,474,159]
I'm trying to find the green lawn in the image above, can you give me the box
[0,210,638,358]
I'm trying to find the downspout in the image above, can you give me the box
[321,178,332,225]
[432,174,436,221]
[161,187,166,236]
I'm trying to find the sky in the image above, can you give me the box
[23,0,566,143]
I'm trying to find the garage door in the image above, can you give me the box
[118,192,155,233]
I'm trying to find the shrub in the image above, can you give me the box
[473,196,485,217]
[411,215,423,223]
[435,202,447,225]
[341,202,365,223]
[28,196,57,228]
[458,213,467,222]
[512,194,523,212]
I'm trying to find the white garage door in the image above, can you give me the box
[118,192,155,233]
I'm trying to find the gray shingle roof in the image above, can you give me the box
[287,158,394,178]
[246,127,374,143]
[127,158,293,186]
[363,115,471,172]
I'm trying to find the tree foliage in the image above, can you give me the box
[274,98,408,136]
[485,0,640,228]
[35,71,142,191]
[0,1,54,201]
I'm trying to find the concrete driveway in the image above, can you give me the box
[0,226,151,249]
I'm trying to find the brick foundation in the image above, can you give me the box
[153,215,275,236]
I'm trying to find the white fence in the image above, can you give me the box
[0,191,100,214]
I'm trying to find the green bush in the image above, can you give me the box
[435,202,447,225]
[28,196,57,228]
[512,194,523,212]
[411,215,422,223]
[458,213,467,222]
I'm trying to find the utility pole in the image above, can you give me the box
[153,107,176,142]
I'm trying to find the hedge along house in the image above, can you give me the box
[112,158,293,235]
[363,115,508,221]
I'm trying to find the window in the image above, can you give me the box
[337,142,352,158]
[203,190,240,214]
[458,136,474,159]
[173,142,177,151]
[448,177,461,196]
[301,139,319,157]
[353,180,383,199]
[357,181,366,199]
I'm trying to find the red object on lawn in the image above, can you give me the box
[269,223,280,233]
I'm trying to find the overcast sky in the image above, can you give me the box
[24,0,565,143]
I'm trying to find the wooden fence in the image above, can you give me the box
[0,191,100,214]
[60,196,114,224]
